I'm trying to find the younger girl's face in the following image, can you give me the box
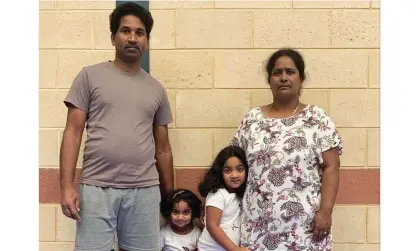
[222,156,246,191]
[170,200,192,228]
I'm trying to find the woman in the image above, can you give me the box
[231,48,342,251]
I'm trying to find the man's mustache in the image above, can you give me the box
[125,44,140,49]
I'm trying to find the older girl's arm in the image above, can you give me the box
[205,206,237,251]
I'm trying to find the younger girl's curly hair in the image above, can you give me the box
[198,145,249,199]
[160,189,202,219]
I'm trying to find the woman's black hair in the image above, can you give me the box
[160,189,202,219]
[198,145,249,199]
[265,48,306,84]
[109,2,154,39]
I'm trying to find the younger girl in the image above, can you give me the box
[160,189,203,251]
[197,145,249,251]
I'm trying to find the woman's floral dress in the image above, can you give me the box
[231,105,342,251]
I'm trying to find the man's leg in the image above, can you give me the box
[117,185,161,251]
[74,184,121,251]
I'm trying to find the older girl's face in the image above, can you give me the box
[269,56,302,99]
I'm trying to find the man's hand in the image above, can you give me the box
[60,184,81,221]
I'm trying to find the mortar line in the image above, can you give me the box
[365,129,369,168]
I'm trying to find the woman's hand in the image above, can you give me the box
[311,210,332,242]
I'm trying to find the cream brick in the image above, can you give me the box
[367,129,380,167]
[332,206,366,243]
[367,206,380,243]
[371,0,380,8]
[167,90,176,128]
[169,129,213,166]
[58,129,87,167]
[56,208,76,241]
[93,11,113,49]
[214,50,271,89]
[250,89,272,108]
[40,1,55,10]
[39,205,56,241]
[40,11,92,49]
[369,50,380,88]
[333,244,380,251]
[293,0,370,9]
[330,90,380,127]
[302,50,369,88]
[331,10,380,48]
[251,89,329,111]
[55,1,115,10]
[39,242,74,251]
[57,50,114,88]
[338,128,366,167]
[150,51,214,88]
[40,50,58,88]
[39,129,59,166]
[150,0,214,9]
[213,129,237,156]
[176,10,251,48]
[150,11,175,49]
[40,90,69,128]
[299,89,330,111]
[254,10,331,48]
[176,90,250,128]
[215,1,291,8]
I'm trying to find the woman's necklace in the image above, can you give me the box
[267,102,300,118]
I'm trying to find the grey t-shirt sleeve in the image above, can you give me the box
[154,89,173,126]
[64,68,91,112]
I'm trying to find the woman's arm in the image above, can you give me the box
[320,147,340,215]
[313,147,340,241]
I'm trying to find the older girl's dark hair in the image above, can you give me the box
[198,145,249,199]
[160,189,202,219]
[109,2,154,39]
[265,48,306,83]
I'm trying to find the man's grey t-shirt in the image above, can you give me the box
[64,61,173,188]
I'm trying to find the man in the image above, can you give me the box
[59,2,174,251]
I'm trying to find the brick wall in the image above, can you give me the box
[39,1,380,250]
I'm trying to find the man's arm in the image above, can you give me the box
[153,124,174,198]
[59,105,86,220]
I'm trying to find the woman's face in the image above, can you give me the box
[269,56,302,100]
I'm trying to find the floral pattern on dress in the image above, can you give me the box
[231,105,342,251]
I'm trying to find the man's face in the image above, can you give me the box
[111,15,149,63]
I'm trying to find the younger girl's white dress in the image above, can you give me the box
[160,225,201,251]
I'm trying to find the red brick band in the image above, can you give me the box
[39,168,379,204]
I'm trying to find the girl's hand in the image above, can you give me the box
[231,247,249,251]
[311,210,332,242]
[193,217,205,230]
